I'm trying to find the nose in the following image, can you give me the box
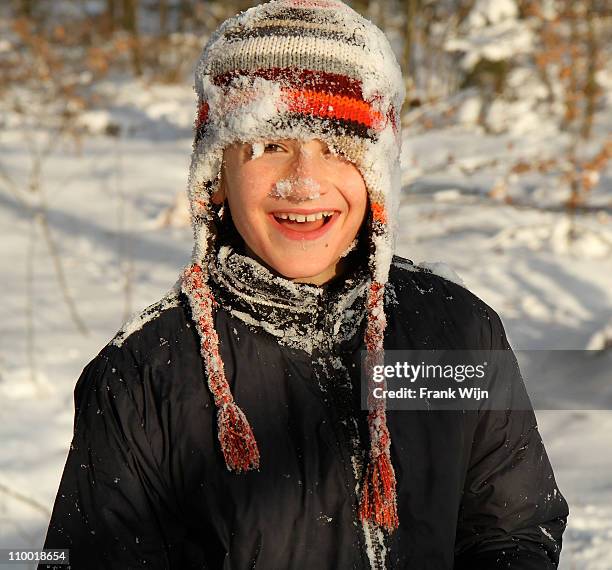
[270,141,328,203]
[269,173,322,202]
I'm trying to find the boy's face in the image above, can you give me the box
[214,138,368,285]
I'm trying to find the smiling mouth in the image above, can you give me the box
[271,210,339,239]
[272,210,335,232]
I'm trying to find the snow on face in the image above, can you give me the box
[269,177,321,201]
[251,141,265,160]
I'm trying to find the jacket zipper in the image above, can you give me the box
[367,521,384,570]
[317,297,386,570]
[345,404,386,570]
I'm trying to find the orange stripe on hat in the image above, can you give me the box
[370,201,387,224]
[283,89,386,130]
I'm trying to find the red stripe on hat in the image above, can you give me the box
[213,68,364,99]
[196,101,209,129]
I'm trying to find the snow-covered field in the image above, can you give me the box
[0,73,611,570]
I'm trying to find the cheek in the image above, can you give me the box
[355,188,368,217]
[346,182,368,221]
[226,173,271,227]
[343,174,368,218]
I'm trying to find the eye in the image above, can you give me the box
[263,142,286,153]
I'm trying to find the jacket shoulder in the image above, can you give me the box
[110,284,186,348]
[390,254,465,287]
[389,254,472,302]
[388,255,508,349]
[99,284,199,374]
[70,286,198,426]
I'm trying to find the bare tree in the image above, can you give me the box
[403,0,418,79]
[122,0,142,76]
[351,0,370,14]
[159,0,169,37]
[18,0,34,18]
[581,1,599,139]
[178,0,192,32]
[105,0,117,35]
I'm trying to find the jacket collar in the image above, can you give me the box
[207,241,371,355]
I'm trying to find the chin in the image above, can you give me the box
[269,256,337,283]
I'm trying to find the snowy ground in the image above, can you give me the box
[0,79,611,569]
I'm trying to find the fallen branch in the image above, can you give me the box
[0,480,51,518]
[37,199,89,336]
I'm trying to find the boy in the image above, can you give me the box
[40,1,568,568]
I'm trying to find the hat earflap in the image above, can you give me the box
[182,262,260,472]
[357,200,399,532]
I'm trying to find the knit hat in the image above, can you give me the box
[180,0,405,532]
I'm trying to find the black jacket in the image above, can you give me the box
[40,253,568,569]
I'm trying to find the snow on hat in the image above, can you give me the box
[180,0,405,532]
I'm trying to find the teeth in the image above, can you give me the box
[275,211,334,222]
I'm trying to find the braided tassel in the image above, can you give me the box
[359,280,399,532]
[217,401,260,472]
[182,263,260,472]
[358,412,399,531]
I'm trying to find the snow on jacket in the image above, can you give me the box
[40,246,568,569]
